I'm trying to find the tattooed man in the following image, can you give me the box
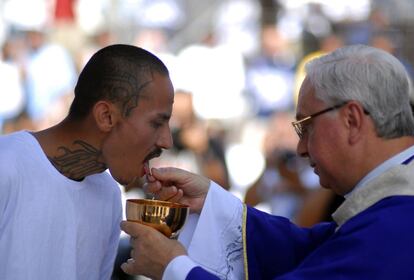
[0,45,174,280]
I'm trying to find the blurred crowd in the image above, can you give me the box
[2,0,414,240]
[2,0,414,279]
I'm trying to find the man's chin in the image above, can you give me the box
[319,182,339,195]
[320,184,330,190]
[115,175,133,187]
[121,175,145,189]
[318,179,330,190]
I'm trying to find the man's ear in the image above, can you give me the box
[93,101,120,132]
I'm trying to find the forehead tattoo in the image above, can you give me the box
[103,61,154,117]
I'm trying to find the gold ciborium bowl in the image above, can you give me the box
[126,199,189,239]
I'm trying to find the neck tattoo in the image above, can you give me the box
[49,140,106,181]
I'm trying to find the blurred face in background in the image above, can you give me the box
[171,90,195,129]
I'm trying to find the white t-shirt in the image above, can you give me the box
[0,131,122,280]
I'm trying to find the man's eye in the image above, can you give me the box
[151,121,163,128]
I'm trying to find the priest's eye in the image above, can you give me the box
[302,125,309,134]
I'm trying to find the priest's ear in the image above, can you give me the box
[343,101,370,145]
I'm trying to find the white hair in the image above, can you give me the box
[305,44,414,138]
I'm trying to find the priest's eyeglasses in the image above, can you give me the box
[292,102,370,139]
[292,102,347,139]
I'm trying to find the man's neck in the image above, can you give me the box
[32,120,107,181]
[47,139,107,181]
[375,136,414,164]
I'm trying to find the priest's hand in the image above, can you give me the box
[120,221,187,279]
[144,167,210,214]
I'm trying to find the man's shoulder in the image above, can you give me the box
[0,131,33,160]
[371,195,414,216]
[0,130,31,148]
[343,196,414,234]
